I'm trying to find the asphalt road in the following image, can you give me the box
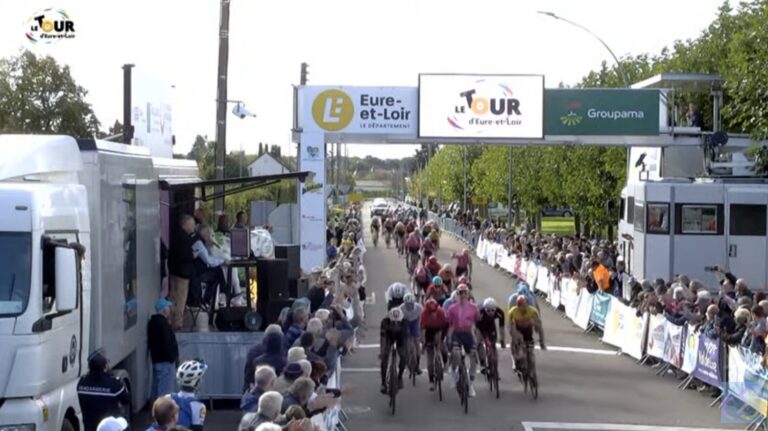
[134,208,739,431]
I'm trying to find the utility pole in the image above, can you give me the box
[463,145,468,211]
[121,64,134,145]
[214,0,231,214]
[507,145,514,228]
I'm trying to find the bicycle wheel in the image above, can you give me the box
[410,340,418,387]
[529,371,538,400]
[460,361,469,414]
[389,350,398,415]
[435,353,443,401]
[493,360,500,399]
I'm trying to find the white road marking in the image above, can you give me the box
[343,367,428,373]
[521,422,737,431]
[356,343,618,356]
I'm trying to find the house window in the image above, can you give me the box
[729,204,767,236]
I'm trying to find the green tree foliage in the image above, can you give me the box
[0,50,100,136]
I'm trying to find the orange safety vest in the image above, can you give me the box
[594,264,611,292]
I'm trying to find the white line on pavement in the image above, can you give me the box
[521,422,737,431]
[356,343,619,356]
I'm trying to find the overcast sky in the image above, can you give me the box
[0,0,729,159]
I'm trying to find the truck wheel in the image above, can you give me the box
[62,419,76,431]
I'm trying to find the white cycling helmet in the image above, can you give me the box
[389,307,404,322]
[177,360,208,388]
[404,292,416,304]
[388,282,407,299]
[483,298,497,310]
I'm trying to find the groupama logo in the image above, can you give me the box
[560,101,584,126]
[447,80,522,130]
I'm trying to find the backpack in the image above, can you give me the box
[171,393,194,427]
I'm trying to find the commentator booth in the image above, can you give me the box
[157,170,313,400]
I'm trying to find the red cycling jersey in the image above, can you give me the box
[421,307,448,329]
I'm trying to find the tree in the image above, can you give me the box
[0,50,100,136]
[258,142,264,156]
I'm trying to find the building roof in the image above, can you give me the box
[248,152,293,173]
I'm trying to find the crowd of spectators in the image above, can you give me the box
[238,203,367,431]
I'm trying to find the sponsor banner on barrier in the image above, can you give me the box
[574,290,593,330]
[646,313,667,359]
[550,279,562,308]
[526,263,538,287]
[564,279,580,320]
[662,322,684,368]
[516,259,526,280]
[681,325,699,374]
[535,267,549,294]
[589,291,611,329]
[623,311,647,360]
[602,297,625,348]
[727,346,768,416]
[693,333,721,388]
[477,239,487,260]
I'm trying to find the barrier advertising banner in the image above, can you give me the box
[418,74,544,139]
[646,313,667,359]
[544,89,660,136]
[573,290,594,330]
[727,346,768,416]
[564,279,580,320]
[526,263,539,287]
[550,281,561,309]
[681,325,699,374]
[662,322,684,368]
[692,334,721,388]
[602,297,625,348]
[589,292,611,329]
[623,312,647,360]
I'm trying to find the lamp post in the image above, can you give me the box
[537,11,630,88]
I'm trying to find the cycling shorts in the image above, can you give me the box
[516,325,534,344]
[424,325,447,345]
[455,266,468,277]
[406,319,419,338]
[451,331,476,354]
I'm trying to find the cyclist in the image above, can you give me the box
[171,360,208,431]
[457,275,472,292]
[405,232,421,274]
[446,284,479,397]
[421,222,432,240]
[429,225,441,249]
[405,218,416,235]
[453,249,472,280]
[421,237,436,264]
[477,298,506,374]
[425,256,442,279]
[507,281,538,311]
[439,264,455,291]
[370,215,381,243]
[383,216,395,244]
[426,276,450,305]
[380,306,408,394]
[507,296,546,374]
[420,298,449,392]
[386,281,410,310]
[400,293,423,376]
[419,205,428,226]
[395,220,407,255]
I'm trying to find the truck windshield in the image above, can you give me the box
[0,232,32,317]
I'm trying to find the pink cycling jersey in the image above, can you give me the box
[447,301,479,333]
[455,254,469,268]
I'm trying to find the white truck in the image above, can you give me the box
[0,135,198,431]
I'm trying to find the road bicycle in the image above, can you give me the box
[406,335,420,387]
[453,346,470,414]
[388,348,399,414]
[371,226,379,247]
[516,341,538,400]
[482,337,500,399]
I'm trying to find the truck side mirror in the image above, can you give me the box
[55,247,78,312]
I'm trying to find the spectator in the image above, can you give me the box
[96,417,129,431]
[241,365,277,413]
[148,298,179,401]
[700,304,720,338]
[590,260,611,294]
[273,362,304,394]
[285,308,309,347]
[146,397,179,431]
[747,305,767,355]
[253,332,288,379]
[281,377,319,415]
[239,391,284,430]
[255,424,283,431]
[736,279,753,299]
[193,207,208,226]
[287,346,308,363]
[216,214,231,235]
[233,210,249,229]
[296,333,322,362]
[686,102,703,128]
[244,325,285,391]
[77,350,130,431]
[723,308,751,345]
[168,215,197,330]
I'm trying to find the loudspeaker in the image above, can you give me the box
[274,245,300,279]
[256,258,290,302]
[289,277,309,298]
[214,307,249,332]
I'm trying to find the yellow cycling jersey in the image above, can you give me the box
[508,306,539,327]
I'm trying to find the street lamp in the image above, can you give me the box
[537,11,630,88]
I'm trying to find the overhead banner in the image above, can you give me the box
[418,74,544,139]
[298,86,418,137]
[544,89,659,135]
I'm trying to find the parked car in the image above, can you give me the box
[541,206,573,217]
[371,202,389,217]
[488,202,512,219]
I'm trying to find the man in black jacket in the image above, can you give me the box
[148,297,179,401]
[77,350,130,431]
[168,214,197,330]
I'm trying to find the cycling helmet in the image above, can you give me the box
[177,360,208,388]
[458,276,469,285]
[442,264,452,272]
[425,298,439,311]
[483,298,497,310]
[388,282,407,298]
[456,283,469,292]
[516,295,528,307]
[462,248,469,255]
[432,276,443,285]
[404,292,416,304]
[389,307,404,322]
[428,256,438,264]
